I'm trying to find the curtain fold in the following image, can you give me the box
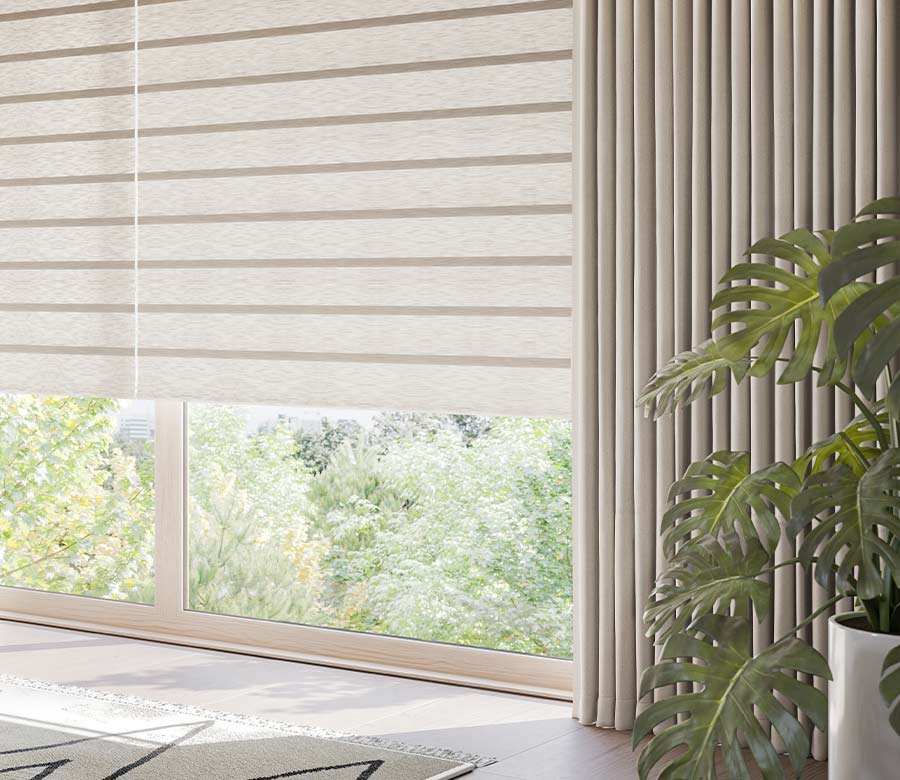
[573,1,900,762]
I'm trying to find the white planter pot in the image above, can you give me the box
[828,613,900,780]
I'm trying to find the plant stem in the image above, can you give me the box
[861,597,883,632]
[880,591,892,633]
[775,594,843,645]
[759,557,809,575]
[772,358,889,449]
[881,365,899,630]
[839,431,871,469]
[834,379,890,450]
[885,364,900,448]
[0,531,95,578]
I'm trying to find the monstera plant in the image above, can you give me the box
[633,197,900,779]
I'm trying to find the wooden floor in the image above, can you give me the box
[0,620,826,778]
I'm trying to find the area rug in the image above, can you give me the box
[0,675,488,779]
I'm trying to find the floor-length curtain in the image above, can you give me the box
[572,0,900,761]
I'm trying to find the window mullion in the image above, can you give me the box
[153,400,185,619]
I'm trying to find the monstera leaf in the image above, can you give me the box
[636,339,750,419]
[712,229,868,385]
[881,644,900,737]
[796,403,890,477]
[644,533,771,643]
[634,614,829,780]
[788,448,900,600]
[663,452,800,557]
[821,198,900,414]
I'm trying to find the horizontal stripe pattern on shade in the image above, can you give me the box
[0,311,570,358]
[3,63,573,139]
[3,0,573,416]
[0,353,564,416]
[0,267,572,307]
[0,217,571,260]
[0,113,571,176]
[3,7,572,92]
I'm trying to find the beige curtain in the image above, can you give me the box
[573,0,900,761]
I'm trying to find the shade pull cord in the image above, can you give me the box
[133,0,140,398]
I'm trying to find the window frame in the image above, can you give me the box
[0,400,573,700]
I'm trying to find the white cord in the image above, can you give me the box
[133,0,140,398]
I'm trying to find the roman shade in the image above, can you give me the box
[0,0,573,417]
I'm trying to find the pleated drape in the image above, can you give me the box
[573,1,900,761]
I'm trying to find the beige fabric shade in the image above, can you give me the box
[0,0,573,416]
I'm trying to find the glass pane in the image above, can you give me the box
[187,404,572,657]
[0,396,155,604]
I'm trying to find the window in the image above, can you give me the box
[187,404,572,658]
[0,397,573,693]
[0,396,155,604]
[1,0,574,696]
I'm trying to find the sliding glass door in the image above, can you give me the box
[184,402,573,659]
[0,399,573,698]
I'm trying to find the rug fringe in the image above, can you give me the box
[0,674,495,768]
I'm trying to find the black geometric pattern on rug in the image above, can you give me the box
[0,721,214,757]
[248,762,384,779]
[0,722,386,779]
[0,760,70,779]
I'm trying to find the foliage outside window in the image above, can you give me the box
[0,395,573,658]
[188,405,573,657]
[0,396,154,603]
